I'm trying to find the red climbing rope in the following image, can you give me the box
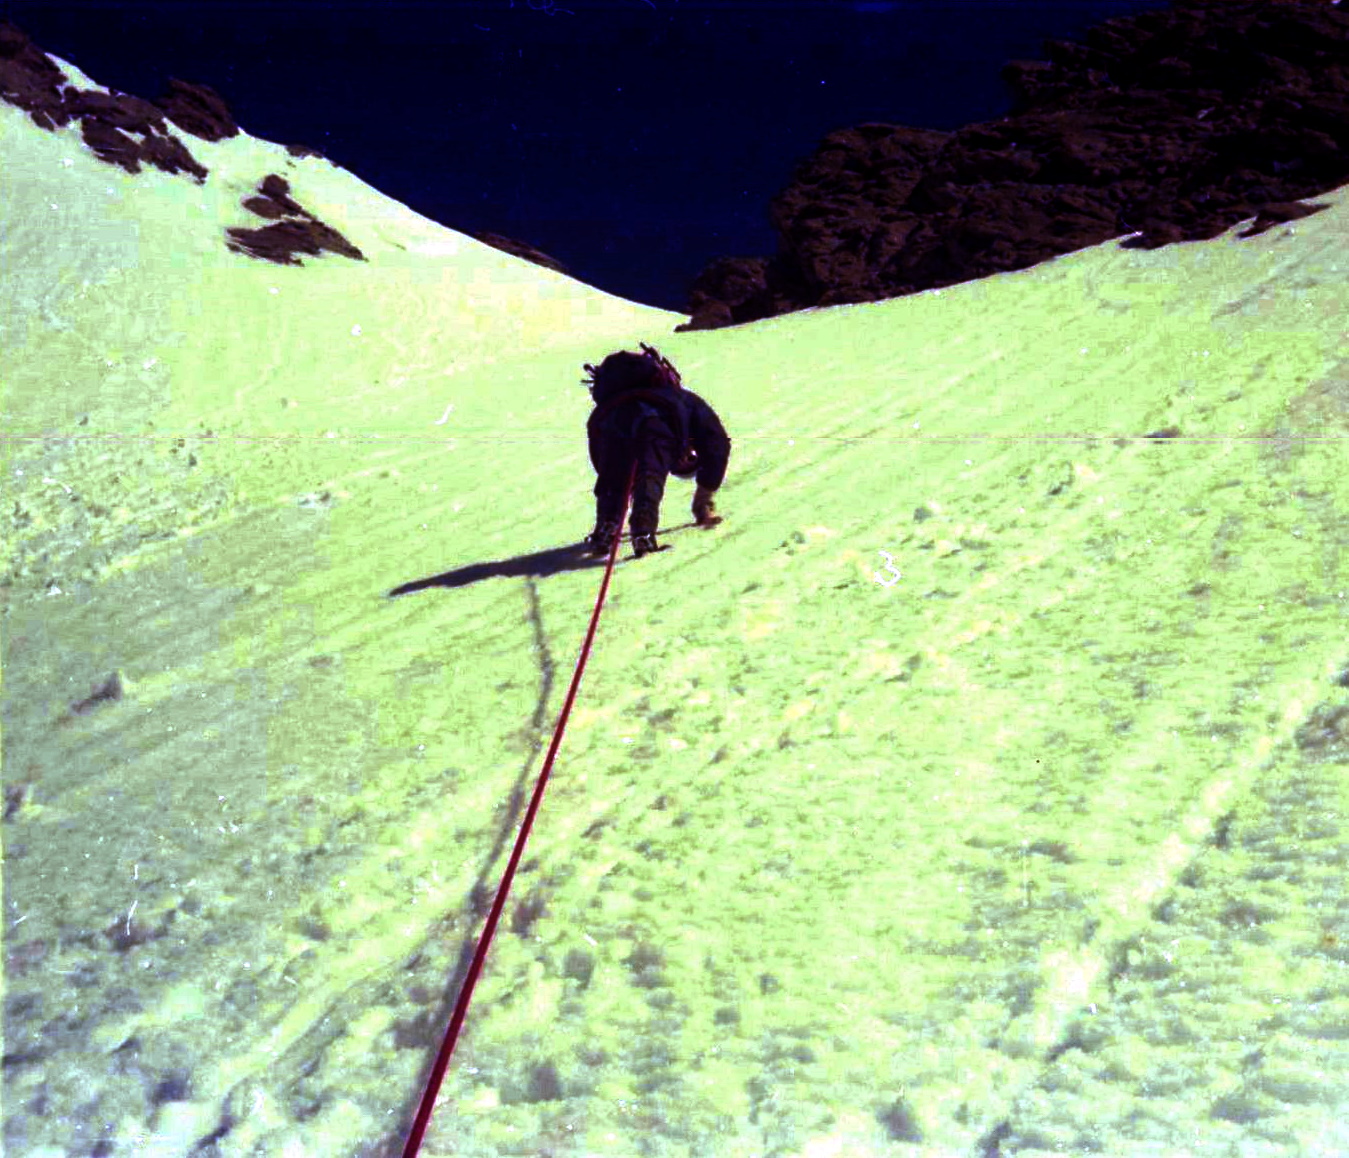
[401,462,637,1157]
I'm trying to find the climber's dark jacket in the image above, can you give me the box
[587,384,730,494]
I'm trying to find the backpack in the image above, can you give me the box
[583,344,699,478]
[582,342,682,402]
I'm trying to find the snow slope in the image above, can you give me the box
[4,51,1349,1158]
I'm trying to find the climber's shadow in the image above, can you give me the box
[386,522,701,597]
[387,543,601,596]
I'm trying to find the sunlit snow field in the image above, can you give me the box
[4,52,1349,1158]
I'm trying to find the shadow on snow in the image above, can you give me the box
[386,521,701,597]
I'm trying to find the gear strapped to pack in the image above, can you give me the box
[581,342,681,400]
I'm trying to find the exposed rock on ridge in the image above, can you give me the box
[2,22,565,274]
[154,77,238,142]
[0,20,221,180]
[0,21,366,267]
[227,174,367,266]
[471,230,571,276]
[679,0,1349,330]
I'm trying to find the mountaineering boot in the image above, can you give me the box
[585,518,621,555]
[632,476,667,555]
[628,469,665,554]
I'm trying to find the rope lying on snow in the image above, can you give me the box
[401,461,638,1157]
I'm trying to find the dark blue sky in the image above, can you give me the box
[4,0,1172,310]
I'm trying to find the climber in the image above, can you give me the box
[582,343,731,558]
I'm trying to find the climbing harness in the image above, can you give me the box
[400,462,638,1157]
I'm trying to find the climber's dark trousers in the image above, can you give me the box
[593,418,679,537]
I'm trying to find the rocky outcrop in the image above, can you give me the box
[1,22,543,273]
[684,256,790,331]
[65,88,209,180]
[1,23,365,266]
[226,174,366,265]
[471,230,571,276]
[153,77,238,141]
[679,0,1349,330]
[0,20,211,180]
[0,18,72,131]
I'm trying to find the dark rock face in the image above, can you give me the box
[471,230,571,276]
[1,22,365,267]
[226,174,366,265]
[153,78,238,141]
[0,20,211,180]
[679,0,1349,330]
[0,19,70,131]
[66,88,210,180]
[683,256,784,331]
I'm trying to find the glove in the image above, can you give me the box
[692,485,718,526]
